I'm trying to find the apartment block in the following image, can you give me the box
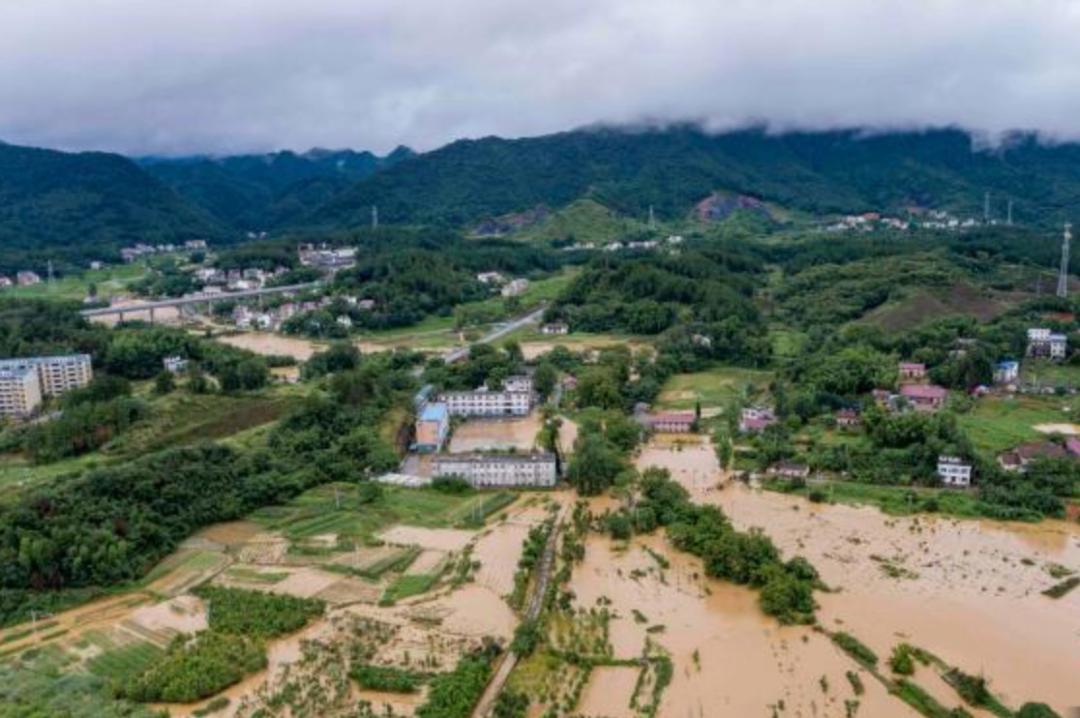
[0,354,92,397]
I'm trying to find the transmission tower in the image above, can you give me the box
[1007,199,1013,226]
[648,205,655,229]
[1057,222,1071,299]
[371,205,378,229]
[983,191,990,223]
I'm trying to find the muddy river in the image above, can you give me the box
[620,437,1080,716]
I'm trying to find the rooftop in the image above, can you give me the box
[419,402,449,422]
[899,383,947,399]
[435,452,556,464]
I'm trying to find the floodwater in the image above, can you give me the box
[448,412,542,453]
[628,436,1080,716]
[377,525,476,551]
[214,332,324,360]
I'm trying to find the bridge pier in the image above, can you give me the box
[117,311,125,323]
[149,307,155,325]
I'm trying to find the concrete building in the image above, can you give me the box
[1027,328,1068,360]
[439,387,533,417]
[440,376,534,417]
[937,456,973,487]
[993,360,1019,384]
[0,354,92,397]
[0,354,91,418]
[0,366,43,418]
[433,452,557,488]
[540,322,569,335]
[414,402,450,453]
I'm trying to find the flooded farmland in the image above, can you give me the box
[620,435,1080,716]
[214,331,325,361]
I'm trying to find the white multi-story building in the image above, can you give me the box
[1027,328,1068,360]
[937,455,973,488]
[439,388,533,417]
[0,367,43,418]
[433,452,557,488]
[439,376,533,417]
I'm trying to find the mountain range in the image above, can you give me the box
[5,124,1080,272]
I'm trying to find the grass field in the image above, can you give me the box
[3,263,148,302]
[957,394,1080,455]
[109,389,304,457]
[657,366,775,409]
[249,483,516,542]
[1021,359,1080,387]
[380,572,441,604]
[85,638,165,683]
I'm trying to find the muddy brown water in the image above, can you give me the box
[214,332,324,360]
[625,437,1080,716]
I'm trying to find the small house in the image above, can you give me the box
[414,402,450,453]
[768,462,810,479]
[1027,328,1068,360]
[835,408,861,428]
[898,362,927,381]
[993,360,1019,385]
[899,384,947,412]
[162,356,188,374]
[998,441,1067,473]
[541,323,569,335]
[936,456,973,487]
[740,407,776,433]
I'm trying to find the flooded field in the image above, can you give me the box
[626,436,1080,716]
[449,412,543,453]
[215,331,324,361]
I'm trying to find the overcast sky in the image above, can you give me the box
[2,0,1079,156]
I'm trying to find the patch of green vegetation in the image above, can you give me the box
[892,678,974,718]
[192,586,324,638]
[193,696,231,716]
[115,632,266,703]
[943,668,1012,717]
[1042,576,1080,598]
[0,664,163,717]
[957,395,1080,456]
[516,199,644,246]
[350,663,423,693]
[657,366,774,409]
[765,479,991,520]
[86,641,165,683]
[6,263,148,302]
[831,632,878,669]
[381,573,441,605]
[416,652,495,718]
[222,567,289,584]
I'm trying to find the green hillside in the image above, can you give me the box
[313,125,1080,229]
[141,146,414,229]
[0,143,223,274]
[514,199,646,245]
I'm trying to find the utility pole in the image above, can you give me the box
[47,260,54,289]
[648,205,655,229]
[371,205,378,229]
[1007,199,1013,226]
[1057,221,1071,299]
[983,191,990,224]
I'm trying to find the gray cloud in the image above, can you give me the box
[1,0,1078,155]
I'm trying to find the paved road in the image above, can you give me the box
[471,507,565,718]
[443,307,545,363]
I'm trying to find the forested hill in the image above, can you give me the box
[140,146,415,230]
[0,142,223,272]
[312,125,1080,228]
